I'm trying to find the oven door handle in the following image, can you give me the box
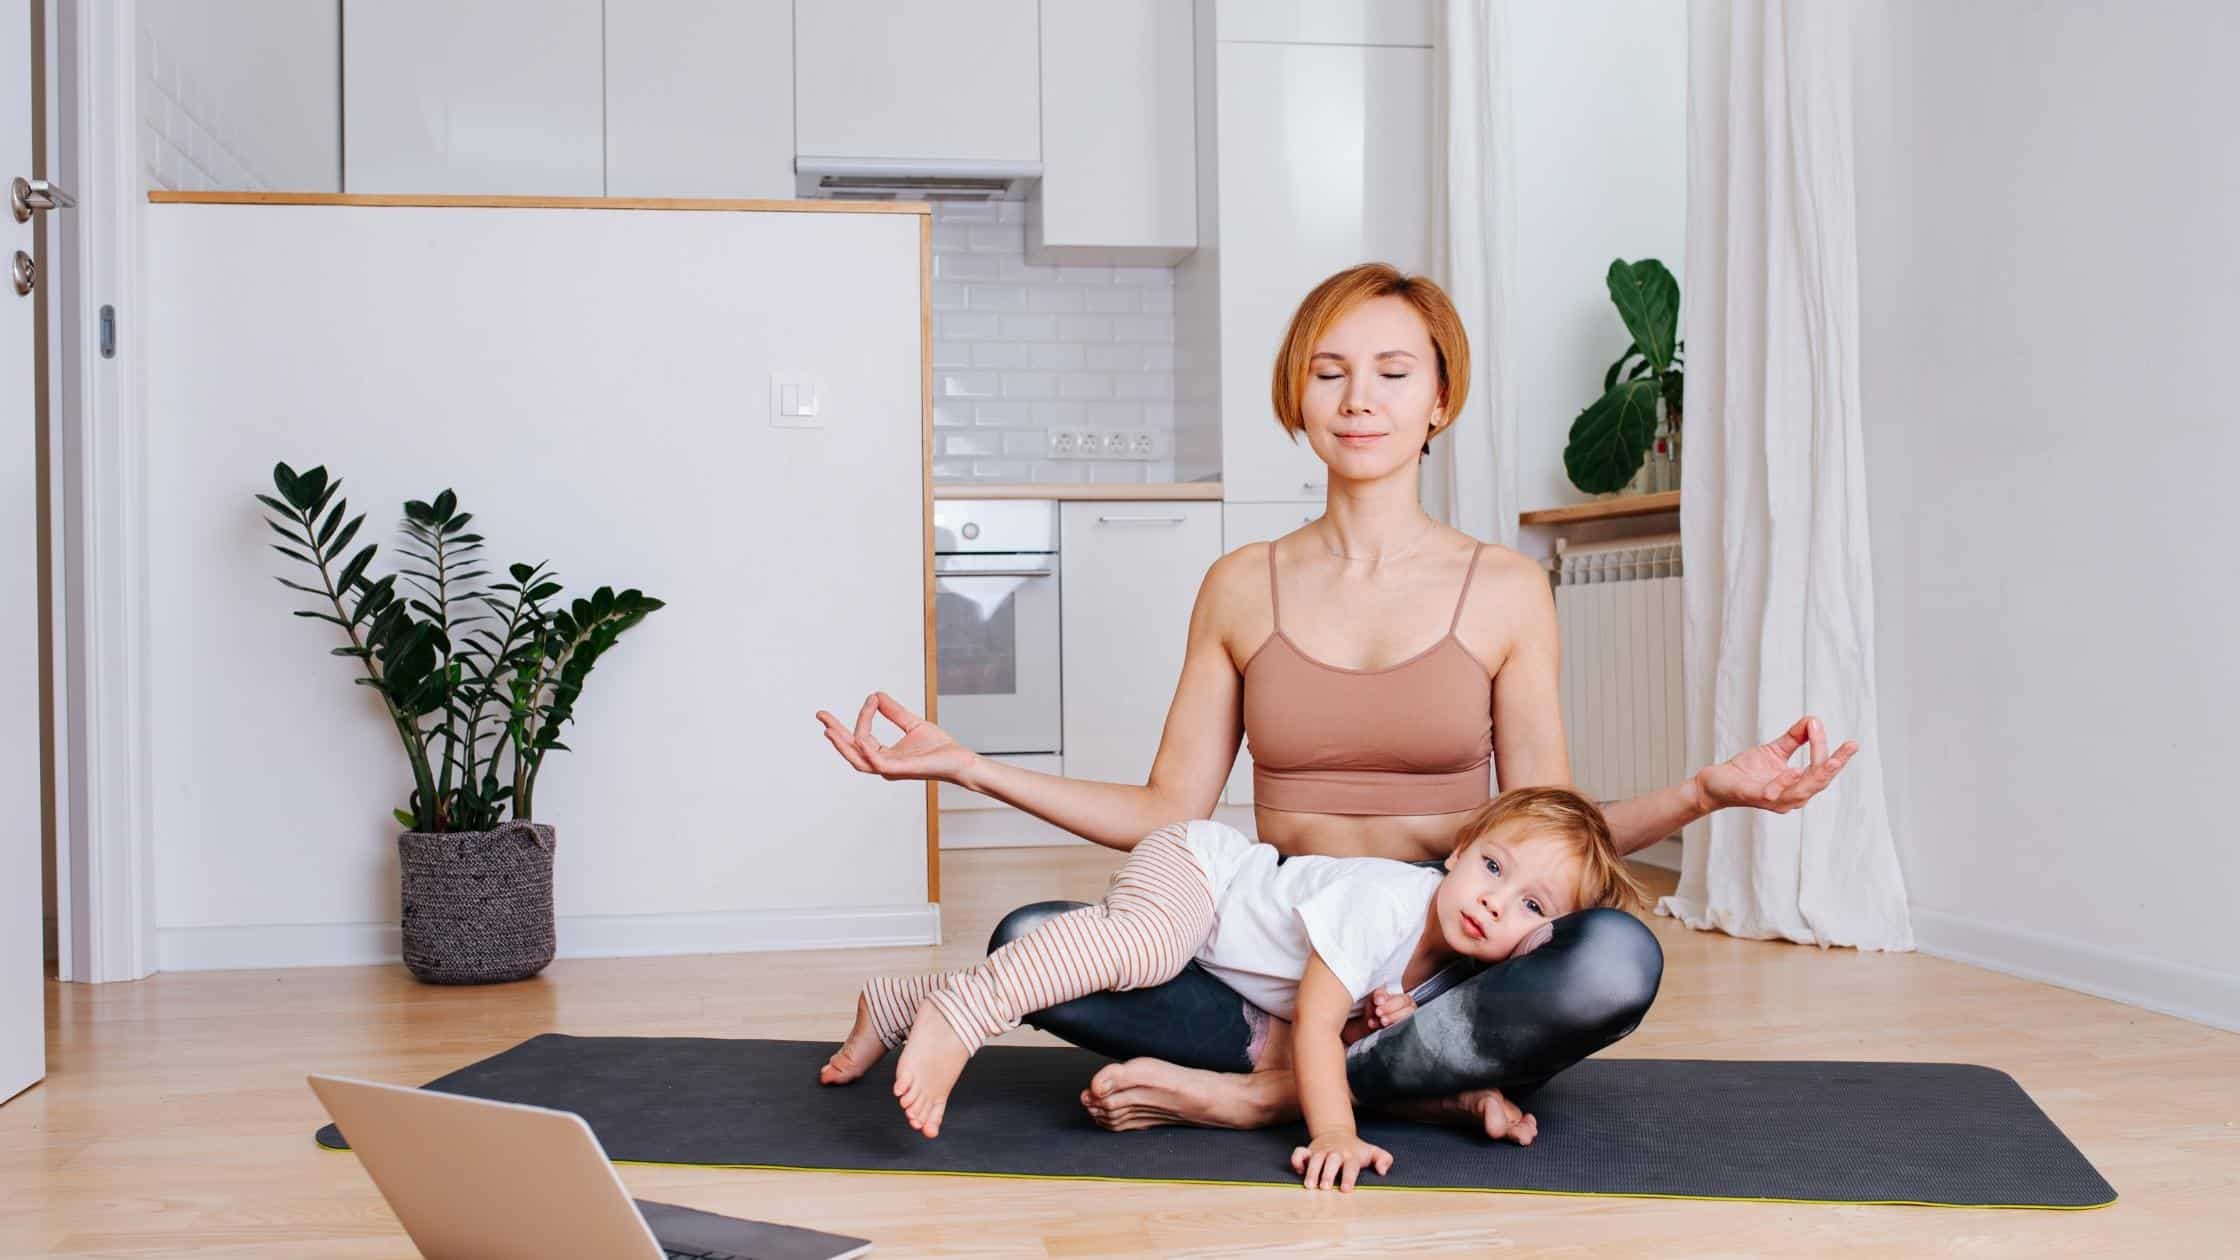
[935,567,1056,580]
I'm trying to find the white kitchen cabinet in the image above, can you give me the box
[1059,502,1224,797]
[1214,0,1436,47]
[344,0,606,195]
[1217,502,1324,805]
[605,0,796,198]
[1029,0,1197,265]
[1208,38,1434,502]
[794,0,1040,164]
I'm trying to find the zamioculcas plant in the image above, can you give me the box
[1564,257,1687,495]
[258,462,662,832]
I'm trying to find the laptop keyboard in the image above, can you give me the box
[662,1249,741,1260]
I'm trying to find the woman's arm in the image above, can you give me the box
[819,549,1254,852]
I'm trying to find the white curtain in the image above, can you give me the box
[1425,0,1520,551]
[1659,0,1914,950]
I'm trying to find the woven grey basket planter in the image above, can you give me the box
[397,820,557,985]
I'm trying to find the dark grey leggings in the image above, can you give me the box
[987,887,1662,1102]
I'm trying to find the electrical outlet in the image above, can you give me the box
[1049,429,1078,458]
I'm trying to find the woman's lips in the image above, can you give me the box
[1335,432,1385,447]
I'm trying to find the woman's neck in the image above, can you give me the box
[1317,479,1438,563]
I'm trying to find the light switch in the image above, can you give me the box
[770,372,824,428]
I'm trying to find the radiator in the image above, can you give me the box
[1550,534,1686,808]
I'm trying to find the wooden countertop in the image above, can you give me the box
[934,482,1224,501]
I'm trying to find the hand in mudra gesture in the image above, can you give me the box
[816,691,976,783]
[1694,715,1858,814]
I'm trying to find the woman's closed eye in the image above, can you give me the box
[1313,373,1411,381]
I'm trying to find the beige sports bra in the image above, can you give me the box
[1241,541,1495,816]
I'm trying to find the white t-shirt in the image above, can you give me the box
[1180,819,1442,1022]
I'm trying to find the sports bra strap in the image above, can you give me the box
[1267,542,1283,632]
[1448,542,1485,634]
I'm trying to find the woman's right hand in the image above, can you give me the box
[815,691,978,785]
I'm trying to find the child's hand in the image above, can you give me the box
[1365,984,1416,1031]
[1290,1131,1394,1191]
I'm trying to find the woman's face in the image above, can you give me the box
[1297,295,1444,481]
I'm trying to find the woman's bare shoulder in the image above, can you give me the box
[1457,538,1554,671]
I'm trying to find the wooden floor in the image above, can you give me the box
[6,846,2236,1258]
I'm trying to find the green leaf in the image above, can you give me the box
[316,498,347,549]
[293,609,349,626]
[269,543,318,568]
[255,491,295,518]
[1563,378,1663,495]
[1606,259,1680,373]
[394,808,416,827]
[336,544,379,594]
[1603,344,1641,394]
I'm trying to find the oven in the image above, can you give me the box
[932,500,1061,756]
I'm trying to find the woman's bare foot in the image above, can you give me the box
[891,999,973,1138]
[1375,1088,1538,1145]
[1078,1059,1301,1132]
[818,993,889,1086]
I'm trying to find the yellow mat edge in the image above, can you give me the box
[313,1139,2116,1211]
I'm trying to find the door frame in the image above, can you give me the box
[47,0,157,983]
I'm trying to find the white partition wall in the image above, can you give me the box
[143,197,934,969]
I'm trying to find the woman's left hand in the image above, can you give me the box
[1694,715,1857,815]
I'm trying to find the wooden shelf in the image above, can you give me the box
[1519,491,1679,527]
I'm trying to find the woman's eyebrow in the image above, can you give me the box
[1309,349,1419,362]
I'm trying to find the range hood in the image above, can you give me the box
[794,156,1042,202]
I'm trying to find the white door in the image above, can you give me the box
[3,0,49,1104]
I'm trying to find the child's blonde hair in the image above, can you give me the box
[1448,786,1650,914]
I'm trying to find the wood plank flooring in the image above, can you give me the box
[4,845,2235,1257]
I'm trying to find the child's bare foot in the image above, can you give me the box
[819,993,889,1086]
[891,998,973,1137]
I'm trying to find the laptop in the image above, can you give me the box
[308,1074,873,1260]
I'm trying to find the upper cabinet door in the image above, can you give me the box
[344,0,606,195]
[1030,0,1196,265]
[606,0,797,198]
[794,0,1040,163]
[1215,40,1432,503]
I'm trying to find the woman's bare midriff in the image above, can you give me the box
[1250,804,1473,864]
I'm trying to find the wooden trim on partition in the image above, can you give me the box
[1518,491,1680,527]
[920,213,941,904]
[935,482,1224,501]
[147,190,934,215]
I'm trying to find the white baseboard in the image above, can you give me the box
[1911,904,2240,1034]
[157,903,943,973]
[1630,837,1683,872]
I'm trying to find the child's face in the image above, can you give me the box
[1434,823,1584,962]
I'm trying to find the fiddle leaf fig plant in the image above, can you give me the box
[258,462,662,832]
[1564,257,1687,495]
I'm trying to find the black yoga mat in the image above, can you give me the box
[314,1034,2115,1209]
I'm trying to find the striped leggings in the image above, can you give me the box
[863,822,1214,1054]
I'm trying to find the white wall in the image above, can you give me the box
[142,202,933,969]
[1855,1,2240,1029]
[139,0,340,191]
[1510,0,1689,513]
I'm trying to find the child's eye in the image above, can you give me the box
[1483,856,1501,876]
[1526,899,1545,916]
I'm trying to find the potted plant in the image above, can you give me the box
[1564,257,1687,496]
[258,462,662,984]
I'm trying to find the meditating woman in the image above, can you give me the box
[815,262,1856,1137]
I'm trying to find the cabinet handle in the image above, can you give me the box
[936,567,1055,579]
[1302,480,1326,493]
[1096,514,1186,526]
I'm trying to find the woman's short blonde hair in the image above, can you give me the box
[1448,786,1651,915]
[1269,262,1473,451]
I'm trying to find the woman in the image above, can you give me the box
[817,263,1856,1139]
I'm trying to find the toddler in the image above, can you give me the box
[821,785,1647,1190]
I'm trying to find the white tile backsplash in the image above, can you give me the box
[930,202,1190,485]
